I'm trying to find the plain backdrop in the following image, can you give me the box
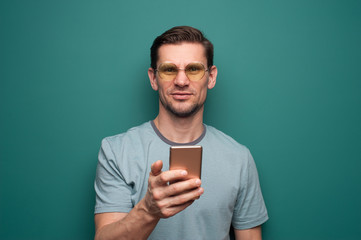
[1,1,360,239]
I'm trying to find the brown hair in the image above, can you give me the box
[150,26,214,70]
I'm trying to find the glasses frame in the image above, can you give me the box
[155,62,209,82]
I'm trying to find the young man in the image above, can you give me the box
[94,26,268,240]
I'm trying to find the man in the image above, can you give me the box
[94,26,268,240]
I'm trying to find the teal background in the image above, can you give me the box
[1,0,360,239]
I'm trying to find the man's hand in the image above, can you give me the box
[94,160,204,240]
[144,160,204,218]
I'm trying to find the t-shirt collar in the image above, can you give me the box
[150,120,206,146]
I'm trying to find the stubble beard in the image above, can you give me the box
[159,95,205,118]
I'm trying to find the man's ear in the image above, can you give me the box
[148,68,158,91]
[207,65,217,89]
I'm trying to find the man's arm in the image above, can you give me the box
[234,225,262,240]
[94,160,204,240]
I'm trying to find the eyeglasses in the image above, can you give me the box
[155,62,209,81]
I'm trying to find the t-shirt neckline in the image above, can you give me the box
[150,120,206,146]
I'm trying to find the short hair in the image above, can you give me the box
[150,26,214,70]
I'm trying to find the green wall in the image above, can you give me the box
[1,1,360,239]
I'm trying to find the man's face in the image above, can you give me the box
[148,42,217,118]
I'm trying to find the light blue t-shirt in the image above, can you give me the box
[94,121,268,240]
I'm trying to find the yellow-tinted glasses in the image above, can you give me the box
[155,62,209,81]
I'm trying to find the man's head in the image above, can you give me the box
[150,26,214,70]
[148,26,217,119]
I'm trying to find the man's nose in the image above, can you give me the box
[173,69,190,87]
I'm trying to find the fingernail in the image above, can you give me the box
[181,170,187,176]
[195,179,201,185]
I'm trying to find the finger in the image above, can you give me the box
[154,179,202,200]
[151,160,163,176]
[166,179,202,197]
[156,169,189,185]
[160,200,195,218]
[157,187,203,218]
[167,187,204,206]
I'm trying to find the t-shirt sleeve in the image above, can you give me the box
[94,138,133,214]
[232,148,269,229]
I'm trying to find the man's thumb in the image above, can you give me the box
[151,160,163,176]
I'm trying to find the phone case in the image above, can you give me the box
[169,145,202,179]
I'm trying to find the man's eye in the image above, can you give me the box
[187,66,201,73]
[165,68,177,72]
[160,67,177,74]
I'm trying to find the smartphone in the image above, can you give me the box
[169,145,202,179]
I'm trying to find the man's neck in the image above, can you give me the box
[153,109,204,144]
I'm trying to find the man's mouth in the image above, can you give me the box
[171,92,192,100]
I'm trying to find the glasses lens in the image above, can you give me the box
[158,63,178,81]
[185,63,205,81]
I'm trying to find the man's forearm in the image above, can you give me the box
[94,199,160,240]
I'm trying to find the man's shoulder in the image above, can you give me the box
[205,124,250,153]
[102,121,154,146]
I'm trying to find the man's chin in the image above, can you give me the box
[170,110,195,118]
[166,105,202,118]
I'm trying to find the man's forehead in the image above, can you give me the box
[157,42,207,65]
